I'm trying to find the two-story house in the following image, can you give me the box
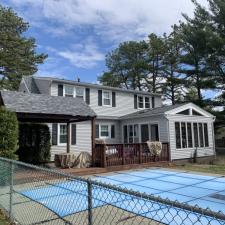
[18,76,216,162]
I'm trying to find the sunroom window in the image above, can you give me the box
[64,86,74,97]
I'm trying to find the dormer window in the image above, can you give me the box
[76,87,84,99]
[64,85,74,97]
[103,91,111,106]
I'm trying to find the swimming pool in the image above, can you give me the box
[20,168,225,225]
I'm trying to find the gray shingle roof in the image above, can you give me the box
[120,103,188,119]
[0,91,96,118]
[25,76,162,97]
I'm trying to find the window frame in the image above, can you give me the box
[96,123,115,139]
[64,85,74,97]
[102,91,112,106]
[75,86,85,100]
[150,123,159,142]
[58,124,67,145]
[137,95,152,109]
[175,121,210,150]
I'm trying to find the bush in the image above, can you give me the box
[17,123,51,164]
[0,107,18,160]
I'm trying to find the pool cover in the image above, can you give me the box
[20,169,225,225]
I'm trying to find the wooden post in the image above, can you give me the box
[91,118,96,166]
[138,144,142,164]
[122,145,125,165]
[102,145,107,168]
[67,122,70,153]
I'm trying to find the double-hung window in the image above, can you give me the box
[64,86,74,97]
[59,124,67,144]
[103,91,111,106]
[100,125,109,138]
[145,97,150,108]
[138,96,144,108]
[76,87,84,99]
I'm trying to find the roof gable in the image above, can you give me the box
[165,103,214,117]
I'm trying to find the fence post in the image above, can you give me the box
[122,145,125,165]
[9,161,14,221]
[87,180,93,225]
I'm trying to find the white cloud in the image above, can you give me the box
[57,40,105,68]
[8,0,208,42]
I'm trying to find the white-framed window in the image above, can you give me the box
[96,124,115,139]
[145,97,150,108]
[103,91,111,106]
[58,124,67,144]
[76,87,84,99]
[137,95,151,109]
[124,124,139,143]
[175,122,209,149]
[138,96,144,108]
[100,125,109,138]
[64,85,74,97]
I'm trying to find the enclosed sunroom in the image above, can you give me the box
[119,103,216,161]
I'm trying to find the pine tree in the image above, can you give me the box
[0,5,47,90]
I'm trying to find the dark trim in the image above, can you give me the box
[85,88,90,105]
[16,112,96,123]
[52,123,58,145]
[71,124,77,145]
[112,92,116,107]
[58,84,63,96]
[98,90,102,106]
[91,118,96,165]
[134,94,137,109]
[67,122,71,153]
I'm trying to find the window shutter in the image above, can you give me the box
[71,124,76,145]
[111,125,115,138]
[98,90,102,106]
[134,94,137,109]
[112,92,116,107]
[85,88,90,105]
[96,124,99,138]
[58,84,63,96]
[52,123,58,145]
[152,96,155,108]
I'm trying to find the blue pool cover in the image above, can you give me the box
[20,169,225,224]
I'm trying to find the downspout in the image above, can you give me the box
[165,113,172,162]
[212,116,216,158]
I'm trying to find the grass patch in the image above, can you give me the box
[172,152,225,175]
[173,163,225,175]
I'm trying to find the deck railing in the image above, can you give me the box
[93,142,170,168]
[215,139,225,148]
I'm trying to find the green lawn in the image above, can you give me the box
[172,152,225,175]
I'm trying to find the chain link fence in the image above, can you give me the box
[0,157,225,225]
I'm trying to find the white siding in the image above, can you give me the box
[96,119,122,144]
[48,121,92,161]
[120,115,169,143]
[50,82,162,117]
[167,115,215,160]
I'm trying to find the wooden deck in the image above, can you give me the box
[93,142,170,168]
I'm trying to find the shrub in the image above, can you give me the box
[17,123,51,164]
[0,107,18,160]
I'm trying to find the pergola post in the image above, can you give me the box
[91,117,96,166]
[67,121,71,153]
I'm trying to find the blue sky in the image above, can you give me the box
[2,0,209,85]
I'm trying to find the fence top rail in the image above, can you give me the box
[0,156,225,221]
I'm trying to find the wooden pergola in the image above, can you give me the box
[0,90,97,163]
[16,112,96,156]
